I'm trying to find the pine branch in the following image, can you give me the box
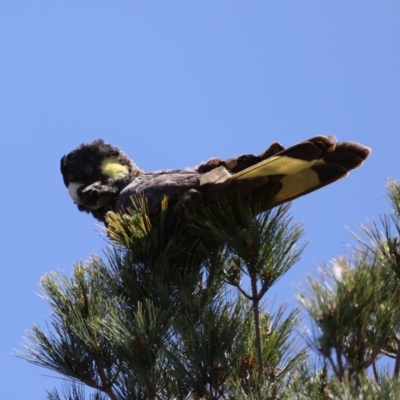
[20,196,307,398]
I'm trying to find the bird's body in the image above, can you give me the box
[61,136,371,224]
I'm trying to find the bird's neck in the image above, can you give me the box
[113,163,143,192]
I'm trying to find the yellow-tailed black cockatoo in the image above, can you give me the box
[61,136,371,224]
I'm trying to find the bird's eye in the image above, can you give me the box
[84,166,93,174]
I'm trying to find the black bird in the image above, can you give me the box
[61,136,371,224]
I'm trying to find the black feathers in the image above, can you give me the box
[61,136,371,223]
[60,140,142,221]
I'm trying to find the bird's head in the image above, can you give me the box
[60,139,143,221]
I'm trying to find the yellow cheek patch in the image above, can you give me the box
[101,157,129,179]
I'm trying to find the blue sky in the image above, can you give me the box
[1,1,399,398]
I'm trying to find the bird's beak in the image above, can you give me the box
[68,182,84,204]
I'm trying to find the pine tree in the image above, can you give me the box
[20,181,400,399]
[297,180,400,398]
[19,198,306,399]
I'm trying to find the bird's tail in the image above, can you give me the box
[201,136,371,208]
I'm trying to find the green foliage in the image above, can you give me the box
[46,381,107,400]
[19,198,306,399]
[298,255,399,379]
[20,181,400,399]
[298,180,400,394]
